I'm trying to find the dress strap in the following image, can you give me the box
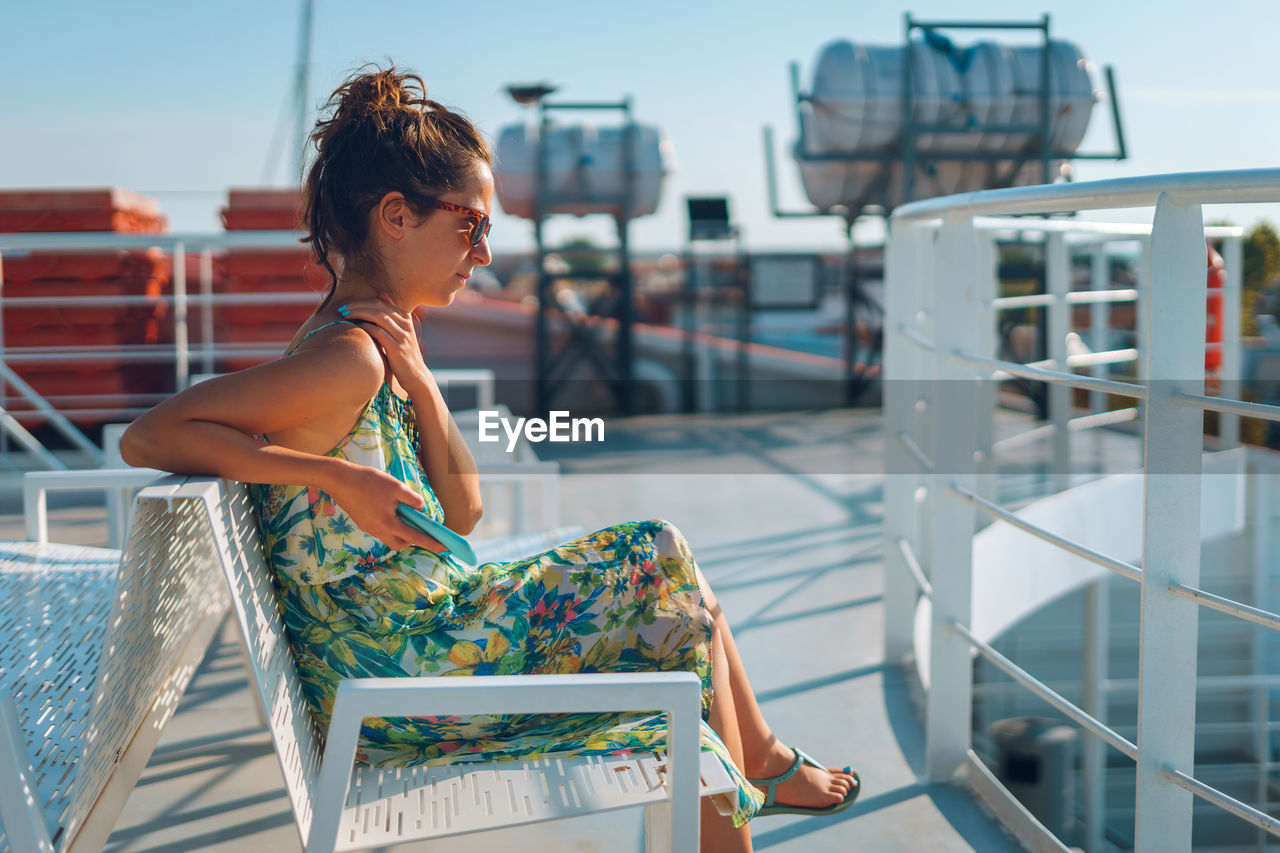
[285,319,360,355]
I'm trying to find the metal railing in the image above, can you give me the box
[883,169,1280,852]
[0,230,501,468]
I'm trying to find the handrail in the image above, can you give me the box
[948,483,1144,583]
[894,168,1280,220]
[896,431,934,474]
[1162,766,1280,839]
[950,620,1138,760]
[1172,391,1280,424]
[950,350,1149,400]
[896,324,936,352]
[1168,582,1280,634]
[896,538,933,598]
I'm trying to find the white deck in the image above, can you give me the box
[0,406,1119,852]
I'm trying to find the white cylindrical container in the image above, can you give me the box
[796,36,1097,211]
[494,122,674,220]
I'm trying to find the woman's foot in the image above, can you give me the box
[746,743,858,811]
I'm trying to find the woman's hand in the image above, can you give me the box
[323,459,448,553]
[338,296,434,398]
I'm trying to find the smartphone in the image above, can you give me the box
[395,503,478,566]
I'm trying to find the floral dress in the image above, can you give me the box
[246,323,764,827]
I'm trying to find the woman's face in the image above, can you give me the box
[397,163,494,309]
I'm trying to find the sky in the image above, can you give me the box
[4,0,1280,253]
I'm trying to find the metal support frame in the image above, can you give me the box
[760,14,1129,408]
[533,97,637,416]
[680,223,748,413]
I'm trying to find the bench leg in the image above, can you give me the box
[0,694,55,853]
[644,801,673,853]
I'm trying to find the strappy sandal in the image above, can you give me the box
[748,747,861,818]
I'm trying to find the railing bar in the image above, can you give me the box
[992,290,1140,312]
[950,619,1138,760]
[992,294,1055,310]
[1070,407,1139,430]
[1169,582,1280,634]
[896,431,935,473]
[1065,349,1139,369]
[896,324,936,352]
[991,423,1057,452]
[952,350,1150,400]
[1172,392,1280,424]
[896,538,933,598]
[949,483,1143,582]
[1065,289,1139,305]
[0,292,322,308]
[1163,765,1280,839]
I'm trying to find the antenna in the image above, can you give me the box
[292,0,314,179]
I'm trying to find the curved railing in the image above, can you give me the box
[884,169,1280,852]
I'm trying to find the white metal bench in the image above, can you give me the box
[0,496,230,851]
[137,475,733,852]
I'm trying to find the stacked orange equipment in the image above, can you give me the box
[216,189,325,373]
[0,188,172,428]
[1206,242,1225,375]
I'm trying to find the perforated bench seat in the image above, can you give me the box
[0,502,228,853]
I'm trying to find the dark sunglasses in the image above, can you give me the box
[428,199,492,248]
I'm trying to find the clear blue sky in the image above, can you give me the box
[4,0,1280,251]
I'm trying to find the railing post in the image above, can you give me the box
[926,213,981,781]
[1249,455,1273,848]
[1220,234,1242,449]
[974,230,999,526]
[1134,192,1205,852]
[1046,232,1072,492]
[1082,577,1110,853]
[1089,242,1110,421]
[199,248,216,377]
[884,219,934,663]
[174,242,189,390]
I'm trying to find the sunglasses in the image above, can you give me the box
[427,199,492,248]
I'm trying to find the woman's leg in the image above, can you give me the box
[701,615,753,852]
[697,567,857,809]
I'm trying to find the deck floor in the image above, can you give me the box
[0,405,1134,852]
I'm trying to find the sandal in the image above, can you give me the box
[748,747,861,818]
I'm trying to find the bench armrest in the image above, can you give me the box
[311,672,702,853]
[23,468,163,545]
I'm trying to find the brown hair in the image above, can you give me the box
[301,63,491,301]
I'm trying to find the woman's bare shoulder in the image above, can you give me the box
[135,321,385,438]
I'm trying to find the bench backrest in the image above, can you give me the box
[136,476,328,845]
[0,484,228,852]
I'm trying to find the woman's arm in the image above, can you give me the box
[121,326,446,551]
[338,298,483,534]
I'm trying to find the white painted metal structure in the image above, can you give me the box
[0,501,228,851]
[141,475,735,853]
[883,169,1280,851]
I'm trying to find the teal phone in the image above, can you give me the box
[395,503,478,566]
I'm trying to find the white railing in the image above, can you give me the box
[883,169,1280,852]
[0,229,307,396]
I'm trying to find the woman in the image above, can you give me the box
[122,64,858,851]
